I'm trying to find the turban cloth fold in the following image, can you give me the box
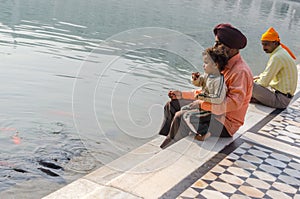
[261,27,296,60]
[213,23,247,49]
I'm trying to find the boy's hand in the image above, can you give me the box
[192,72,200,81]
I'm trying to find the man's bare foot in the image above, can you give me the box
[194,132,211,141]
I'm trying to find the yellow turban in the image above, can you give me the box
[261,27,296,60]
[261,27,280,42]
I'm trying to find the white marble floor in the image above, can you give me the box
[178,97,300,199]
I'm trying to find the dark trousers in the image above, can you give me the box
[158,99,193,137]
[252,83,292,109]
[158,99,230,142]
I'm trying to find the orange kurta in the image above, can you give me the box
[182,53,253,136]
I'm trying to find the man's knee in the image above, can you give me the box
[252,83,264,96]
[165,100,180,114]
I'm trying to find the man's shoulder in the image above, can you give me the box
[271,48,295,63]
[225,62,252,80]
[234,58,252,73]
[273,47,291,57]
[225,53,253,77]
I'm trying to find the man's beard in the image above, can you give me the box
[216,46,230,58]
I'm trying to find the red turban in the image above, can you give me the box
[213,23,247,49]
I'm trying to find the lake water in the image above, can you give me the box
[0,0,300,198]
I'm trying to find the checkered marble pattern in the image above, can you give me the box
[178,142,300,199]
[257,98,300,147]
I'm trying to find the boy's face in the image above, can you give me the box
[202,54,219,75]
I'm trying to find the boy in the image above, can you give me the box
[182,47,228,141]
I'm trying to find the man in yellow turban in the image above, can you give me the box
[251,27,298,109]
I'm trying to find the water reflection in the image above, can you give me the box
[0,20,99,60]
[288,0,300,3]
[238,0,253,14]
[275,2,290,19]
[224,0,238,10]
[259,0,274,18]
[294,6,300,23]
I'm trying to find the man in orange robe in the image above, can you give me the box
[159,24,253,149]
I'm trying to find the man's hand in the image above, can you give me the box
[168,90,182,100]
[253,76,260,81]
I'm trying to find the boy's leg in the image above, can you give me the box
[192,114,230,141]
[185,111,211,140]
[208,116,230,137]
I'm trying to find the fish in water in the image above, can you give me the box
[38,168,59,177]
[13,168,28,173]
[38,160,64,170]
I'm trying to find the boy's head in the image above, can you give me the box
[202,47,228,72]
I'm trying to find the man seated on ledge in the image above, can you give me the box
[158,24,253,149]
[251,27,298,109]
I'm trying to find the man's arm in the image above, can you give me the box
[255,56,282,87]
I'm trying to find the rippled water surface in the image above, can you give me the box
[0,0,300,198]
